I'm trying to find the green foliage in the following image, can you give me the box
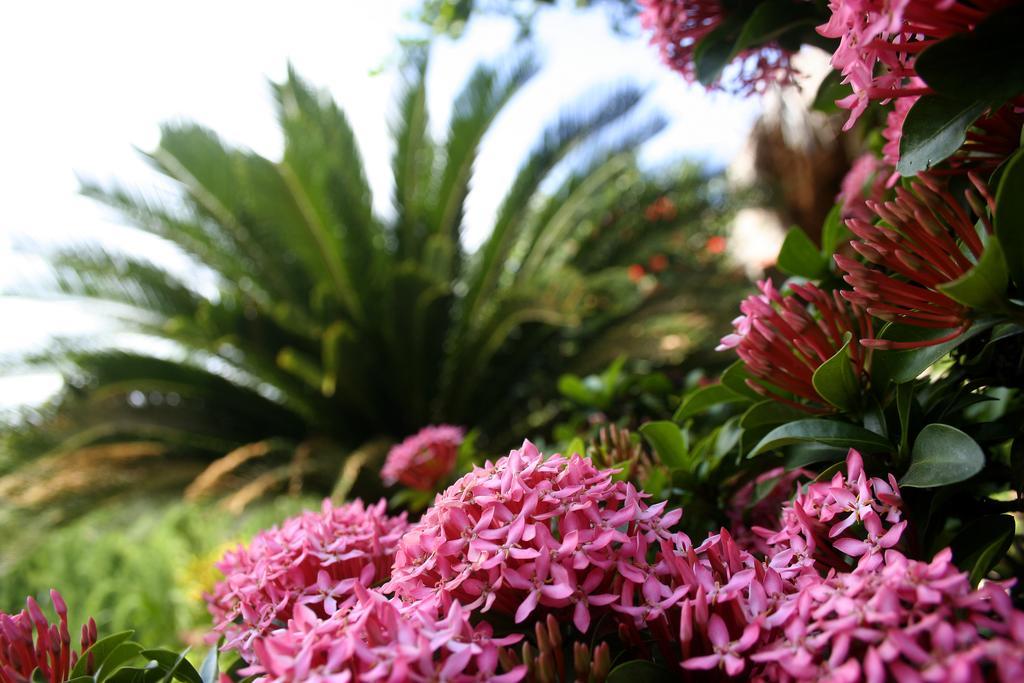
[1,50,740,521]
[0,499,313,649]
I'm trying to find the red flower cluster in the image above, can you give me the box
[716,280,873,411]
[205,498,408,656]
[836,173,995,348]
[381,425,464,491]
[638,0,796,94]
[1,591,97,683]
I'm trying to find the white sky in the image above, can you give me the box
[0,0,762,408]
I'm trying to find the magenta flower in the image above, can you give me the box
[205,498,408,657]
[248,585,524,683]
[818,0,1012,129]
[381,424,464,491]
[638,0,796,95]
[717,280,873,411]
[682,614,760,676]
[384,441,685,636]
[838,153,890,221]
[836,173,996,348]
[0,591,97,683]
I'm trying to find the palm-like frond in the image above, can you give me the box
[1,48,742,524]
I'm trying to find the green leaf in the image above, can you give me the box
[693,19,739,86]
[870,320,994,386]
[897,95,988,176]
[820,203,851,258]
[811,333,860,412]
[901,423,985,488]
[733,0,819,53]
[71,632,136,679]
[640,421,689,470]
[812,70,851,115]
[607,660,674,682]
[558,374,598,407]
[565,437,586,457]
[938,235,1009,310]
[913,5,1024,104]
[750,419,892,457]
[896,382,914,457]
[777,226,828,278]
[950,514,1015,586]
[199,645,219,683]
[721,361,763,401]
[995,149,1024,287]
[139,651,202,683]
[740,400,806,429]
[673,383,747,422]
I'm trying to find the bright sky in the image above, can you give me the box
[0,0,762,408]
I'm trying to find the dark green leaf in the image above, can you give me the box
[896,382,914,457]
[995,149,1024,287]
[693,20,738,86]
[897,95,988,176]
[820,203,851,258]
[673,383,748,422]
[139,651,202,683]
[733,0,820,53]
[740,400,806,429]
[901,423,985,488]
[812,70,851,115]
[721,361,763,401]
[750,419,892,457]
[777,226,827,278]
[607,660,674,682]
[913,5,1024,103]
[871,320,994,386]
[811,334,860,412]
[640,421,689,470]
[71,632,136,679]
[950,514,1015,586]
[938,235,1009,310]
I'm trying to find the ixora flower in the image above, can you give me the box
[836,172,996,348]
[638,0,796,94]
[248,584,524,683]
[716,280,873,411]
[1,590,97,683]
[383,441,685,635]
[818,0,1014,128]
[205,498,408,656]
[381,424,464,491]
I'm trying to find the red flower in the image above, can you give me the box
[705,235,727,255]
[649,254,670,272]
[628,264,646,282]
[717,280,872,411]
[836,172,995,348]
[638,0,796,95]
[0,591,97,683]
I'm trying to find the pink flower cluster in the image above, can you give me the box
[205,498,408,655]
[818,0,1012,128]
[638,0,796,94]
[384,441,684,634]
[1,591,97,683]
[381,425,464,491]
[248,585,524,683]
[675,450,1024,681]
[716,280,873,411]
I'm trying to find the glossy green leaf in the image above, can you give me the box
[897,95,988,176]
[733,0,819,53]
[995,149,1024,287]
[640,421,689,470]
[721,360,763,401]
[199,645,219,683]
[811,334,860,412]
[693,14,743,86]
[901,423,985,488]
[896,382,914,457]
[750,419,892,457]
[938,235,1009,310]
[139,651,202,683]
[674,383,747,422]
[913,5,1024,103]
[820,203,851,258]
[607,660,674,682]
[870,320,994,386]
[71,632,136,680]
[777,226,828,278]
[740,400,806,429]
[950,514,1015,586]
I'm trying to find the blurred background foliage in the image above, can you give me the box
[0,0,826,655]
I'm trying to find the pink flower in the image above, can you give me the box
[248,585,525,683]
[818,0,1012,129]
[0,591,97,683]
[384,441,686,636]
[381,424,464,491]
[836,172,996,348]
[838,153,891,221]
[682,614,760,676]
[717,280,873,411]
[638,0,797,95]
[205,498,408,657]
